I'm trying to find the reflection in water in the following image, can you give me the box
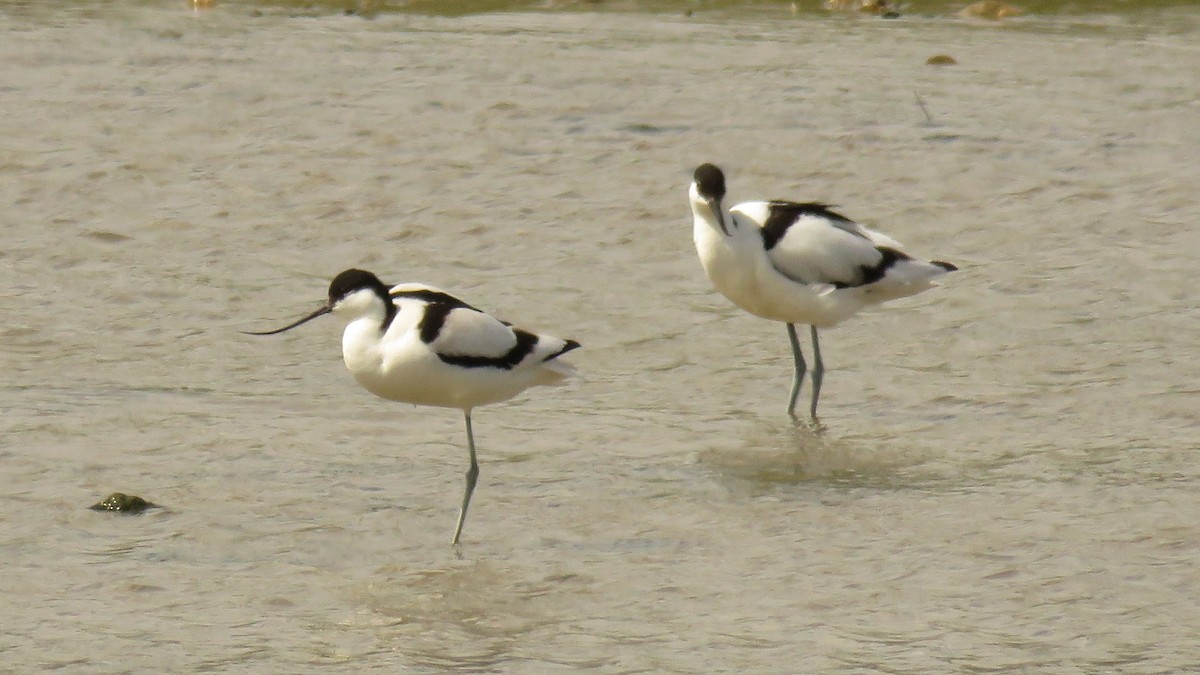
[697,418,926,488]
[357,562,611,671]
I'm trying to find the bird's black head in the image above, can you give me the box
[328,268,390,305]
[693,163,727,201]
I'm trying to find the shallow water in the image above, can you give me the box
[2,2,1199,672]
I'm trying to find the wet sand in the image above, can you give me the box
[2,3,1198,672]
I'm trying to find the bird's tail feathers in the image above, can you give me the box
[861,257,955,301]
[536,358,578,386]
[530,337,579,386]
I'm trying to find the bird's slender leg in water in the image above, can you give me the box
[786,323,807,419]
[451,411,480,547]
[809,325,825,420]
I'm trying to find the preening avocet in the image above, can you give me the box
[688,163,956,420]
[245,269,580,546]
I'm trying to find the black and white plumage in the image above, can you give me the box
[688,163,956,420]
[246,268,579,546]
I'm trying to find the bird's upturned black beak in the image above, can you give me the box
[242,304,332,336]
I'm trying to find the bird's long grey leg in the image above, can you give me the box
[809,326,825,420]
[451,410,480,547]
[786,323,807,418]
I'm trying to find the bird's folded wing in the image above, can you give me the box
[430,306,519,358]
[758,213,886,288]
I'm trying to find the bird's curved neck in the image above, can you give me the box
[340,288,398,335]
[379,294,398,333]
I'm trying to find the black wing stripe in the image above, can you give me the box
[832,247,913,288]
[417,303,455,344]
[398,290,483,344]
[437,329,540,370]
[549,339,582,361]
[760,201,856,251]
[767,244,912,289]
[391,288,479,311]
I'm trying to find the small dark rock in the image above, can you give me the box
[90,492,158,514]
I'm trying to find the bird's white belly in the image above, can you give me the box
[350,352,461,408]
[705,252,778,318]
[343,329,545,411]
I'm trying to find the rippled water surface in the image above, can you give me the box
[3,2,1198,672]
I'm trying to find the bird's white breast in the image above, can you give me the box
[694,217,768,313]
